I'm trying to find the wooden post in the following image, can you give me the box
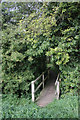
[55,75,60,100]
[42,74,44,89]
[31,81,35,102]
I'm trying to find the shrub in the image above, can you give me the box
[2,94,78,118]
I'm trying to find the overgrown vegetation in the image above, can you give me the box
[1,2,80,118]
[2,2,80,96]
[2,94,78,118]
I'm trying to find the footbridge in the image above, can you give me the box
[31,69,60,107]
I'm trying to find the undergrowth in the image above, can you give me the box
[2,94,78,119]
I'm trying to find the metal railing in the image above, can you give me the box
[31,69,50,102]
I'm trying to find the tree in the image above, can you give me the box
[2,2,80,97]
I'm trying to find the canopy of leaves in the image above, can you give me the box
[2,2,80,97]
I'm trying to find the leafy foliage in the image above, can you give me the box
[2,3,47,96]
[46,2,80,95]
[2,94,78,118]
[2,2,80,97]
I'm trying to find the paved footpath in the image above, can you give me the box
[36,78,56,107]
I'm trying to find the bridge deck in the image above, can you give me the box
[36,78,56,107]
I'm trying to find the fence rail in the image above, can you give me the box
[31,68,50,102]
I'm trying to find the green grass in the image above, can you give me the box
[2,94,78,118]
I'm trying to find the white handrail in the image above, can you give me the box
[31,81,35,102]
[33,72,44,83]
[34,75,48,93]
[34,81,43,93]
[31,69,50,102]
[55,73,60,100]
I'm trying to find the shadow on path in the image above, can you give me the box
[36,70,57,107]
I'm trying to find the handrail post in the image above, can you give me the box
[57,81,59,100]
[31,69,50,102]
[55,73,60,100]
[31,81,35,102]
[42,73,44,89]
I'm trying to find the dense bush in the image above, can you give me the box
[2,94,78,118]
[1,2,79,119]
[2,3,47,96]
[2,2,80,97]
[46,3,80,96]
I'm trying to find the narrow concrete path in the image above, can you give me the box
[36,78,56,107]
